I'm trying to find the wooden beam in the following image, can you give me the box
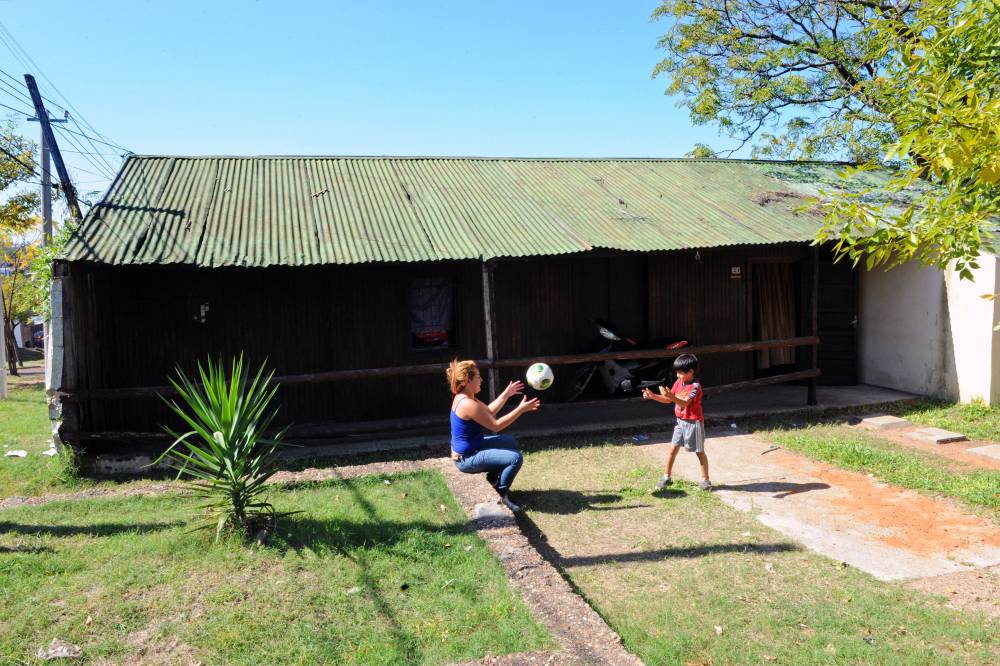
[59,368,823,444]
[808,245,819,406]
[481,260,500,400]
[57,335,821,403]
[703,368,821,397]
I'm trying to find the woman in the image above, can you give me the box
[447,359,540,512]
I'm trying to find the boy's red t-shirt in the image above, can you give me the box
[671,379,704,422]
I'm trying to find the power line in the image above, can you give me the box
[52,124,117,180]
[0,142,38,177]
[0,99,31,117]
[67,116,119,178]
[53,123,129,153]
[60,148,122,157]
[0,73,31,105]
[0,21,119,151]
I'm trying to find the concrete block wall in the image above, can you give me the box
[858,253,1000,404]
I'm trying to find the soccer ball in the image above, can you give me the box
[526,363,554,391]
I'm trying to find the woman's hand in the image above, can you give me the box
[517,396,541,414]
[502,380,525,401]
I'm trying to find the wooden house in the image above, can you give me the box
[51,156,867,458]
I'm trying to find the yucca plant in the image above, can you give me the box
[156,356,293,542]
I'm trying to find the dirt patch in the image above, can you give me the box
[123,623,201,666]
[0,482,181,510]
[775,450,1000,556]
[905,564,1000,618]
[270,458,437,484]
[0,459,437,511]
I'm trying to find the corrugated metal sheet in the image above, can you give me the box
[62,156,883,267]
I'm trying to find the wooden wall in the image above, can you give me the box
[62,243,857,450]
[63,260,486,441]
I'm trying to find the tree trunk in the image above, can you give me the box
[0,288,18,376]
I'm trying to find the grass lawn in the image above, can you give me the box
[516,440,999,666]
[892,399,1000,442]
[761,424,1000,518]
[0,470,551,664]
[0,385,83,499]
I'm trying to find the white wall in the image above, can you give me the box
[859,253,1000,403]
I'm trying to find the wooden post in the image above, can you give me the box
[481,260,500,399]
[808,245,819,406]
[24,75,81,220]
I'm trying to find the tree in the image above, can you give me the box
[653,0,999,274]
[653,0,910,161]
[1,120,41,374]
[1,119,39,233]
[817,1,1000,275]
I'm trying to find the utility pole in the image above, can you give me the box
[24,74,81,222]
[28,109,69,244]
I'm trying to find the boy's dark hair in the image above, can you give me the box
[673,353,699,373]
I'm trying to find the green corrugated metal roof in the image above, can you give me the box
[61,156,888,267]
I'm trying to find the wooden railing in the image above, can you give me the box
[58,335,819,402]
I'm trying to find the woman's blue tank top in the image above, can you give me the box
[450,396,484,455]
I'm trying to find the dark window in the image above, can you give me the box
[410,278,453,350]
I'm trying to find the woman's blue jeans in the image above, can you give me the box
[454,435,523,495]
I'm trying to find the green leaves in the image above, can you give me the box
[156,356,294,542]
[652,1,896,160]
[817,0,1000,275]
[654,0,998,274]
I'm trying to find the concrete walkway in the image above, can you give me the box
[638,431,1000,582]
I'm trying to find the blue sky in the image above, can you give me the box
[0,1,741,203]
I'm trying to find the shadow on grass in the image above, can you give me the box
[512,489,638,514]
[0,520,183,538]
[651,488,689,500]
[713,481,831,498]
[277,516,467,556]
[556,542,799,567]
[274,475,471,664]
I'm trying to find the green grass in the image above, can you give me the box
[763,425,1000,517]
[893,399,1000,442]
[0,469,551,664]
[0,385,85,499]
[516,441,999,665]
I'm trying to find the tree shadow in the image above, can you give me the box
[276,516,467,558]
[556,542,799,567]
[713,481,830,498]
[0,521,183,538]
[510,489,635,514]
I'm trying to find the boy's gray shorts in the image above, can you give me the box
[671,419,705,453]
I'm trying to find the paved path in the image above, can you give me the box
[639,431,1000,581]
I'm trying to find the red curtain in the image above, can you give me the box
[754,263,796,368]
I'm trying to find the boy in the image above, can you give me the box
[642,353,712,490]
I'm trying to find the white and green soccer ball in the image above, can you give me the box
[525,363,554,391]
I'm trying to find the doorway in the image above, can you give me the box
[748,258,801,378]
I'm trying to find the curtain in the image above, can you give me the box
[410,278,452,348]
[754,263,796,368]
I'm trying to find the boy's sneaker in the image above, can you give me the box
[501,495,522,513]
[698,480,713,491]
[654,475,672,490]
